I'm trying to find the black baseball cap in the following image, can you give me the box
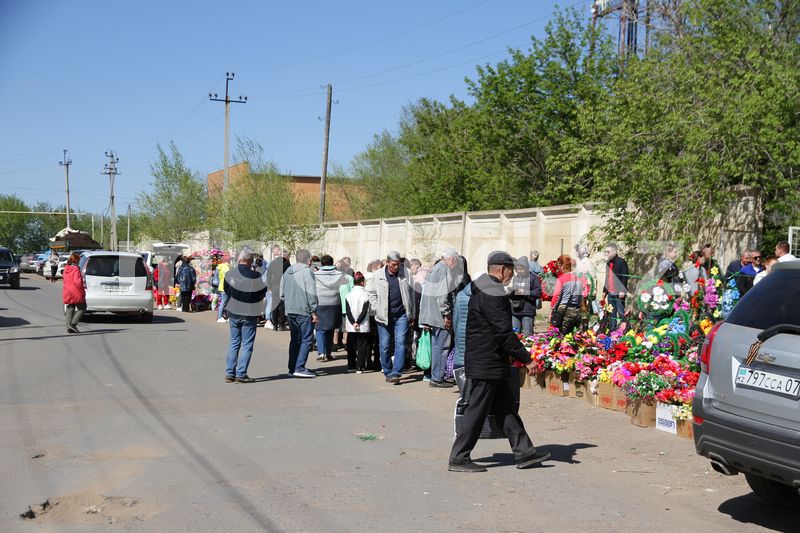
[487,250,515,266]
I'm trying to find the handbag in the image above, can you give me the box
[445,347,456,381]
[416,329,432,370]
[452,367,506,439]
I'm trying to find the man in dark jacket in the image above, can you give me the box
[267,249,290,330]
[603,242,629,330]
[448,251,550,473]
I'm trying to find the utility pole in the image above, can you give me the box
[59,149,72,228]
[100,213,104,248]
[209,73,247,193]
[319,83,333,224]
[102,150,120,251]
[127,204,131,252]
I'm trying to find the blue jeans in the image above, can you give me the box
[430,327,452,383]
[225,313,258,378]
[288,314,314,374]
[316,329,334,357]
[377,314,409,378]
[217,292,229,320]
[608,294,625,330]
[512,316,534,337]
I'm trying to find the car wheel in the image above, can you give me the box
[745,473,800,507]
[140,312,153,323]
[10,279,19,289]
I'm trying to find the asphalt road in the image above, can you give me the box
[0,274,797,532]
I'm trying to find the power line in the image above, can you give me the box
[250,1,585,98]
[243,0,491,73]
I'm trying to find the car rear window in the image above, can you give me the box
[85,256,147,277]
[725,269,800,329]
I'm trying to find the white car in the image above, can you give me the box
[79,251,154,322]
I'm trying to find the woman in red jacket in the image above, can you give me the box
[62,252,86,334]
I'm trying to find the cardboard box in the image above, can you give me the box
[676,419,694,439]
[532,372,547,390]
[597,381,614,409]
[545,371,569,397]
[628,399,657,428]
[655,402,678,434]
[612,385,629,412]
[569,374,588,400]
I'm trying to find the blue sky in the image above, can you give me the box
[0,0,588,214]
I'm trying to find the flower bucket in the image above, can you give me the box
[627,398,657,428]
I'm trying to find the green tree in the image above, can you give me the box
[136,142,207,242]
[0,194,30,251]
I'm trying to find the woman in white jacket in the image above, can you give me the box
[345,272,371,373]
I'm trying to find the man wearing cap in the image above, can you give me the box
[419,247,462,388]
[448,250,550,472]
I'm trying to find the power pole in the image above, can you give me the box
[319,83,333,224]
[209,73,247,193]
[59,149,72,228]
[127,204,131,252]
[102,150,120,251]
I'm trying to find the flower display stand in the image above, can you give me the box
[627,398,657,428]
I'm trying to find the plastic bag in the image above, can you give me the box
[416,329,432,370]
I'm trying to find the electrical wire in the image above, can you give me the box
[250,0,586,97]
[242,0,491,73]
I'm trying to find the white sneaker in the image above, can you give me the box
[157,305,163,310]
[176,308,182,312]
[265,320,273,329]
[216,318,227,323]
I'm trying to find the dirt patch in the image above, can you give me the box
[20,492,164,525]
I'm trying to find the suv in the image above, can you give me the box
[693,260,800,506]
[19,253,38,273]
[80,251,154,322]
[0,247,21,288]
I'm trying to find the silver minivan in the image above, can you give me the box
[693,261,800,506]
[80,251,154,322]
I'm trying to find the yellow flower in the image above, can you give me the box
[710,266,719,276]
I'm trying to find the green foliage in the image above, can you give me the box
[136,142,207,242]
[0,195,30,251]
[349,1,800,250]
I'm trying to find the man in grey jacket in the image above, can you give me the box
[280,249,319,378]
[419,247,461,388]
[367,250,415,384]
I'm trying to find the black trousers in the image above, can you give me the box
[449,368,536,465]
[181,291,192,312]
[271,301,287,329]
[346,332,370,370]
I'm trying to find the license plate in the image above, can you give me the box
[0,274,5,281]
[736,365,800,399]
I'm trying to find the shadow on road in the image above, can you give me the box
[81,314,185,325]
[0,316,31,328]
[475,442,597,468]
[717,493,799,531]
[0,329,127,342]
[1,286,40,291]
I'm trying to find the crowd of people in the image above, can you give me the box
[207,239,799,386]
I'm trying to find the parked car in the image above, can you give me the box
[19,252,38,273]
[35,253,48,275]
[693,260,800,507]
[80,251,154,322]
[0,247,21,288]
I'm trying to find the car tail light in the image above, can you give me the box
[700,321,724,374]
[693,415,704,425]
